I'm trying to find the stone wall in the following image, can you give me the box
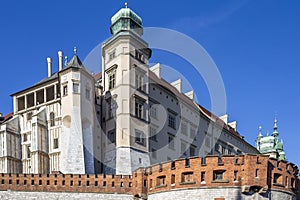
[0,190,132,200]
[0,155,299,199]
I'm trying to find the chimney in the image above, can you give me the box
[58,51,63,71]
[47,57,52,77]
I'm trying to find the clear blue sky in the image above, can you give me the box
[0,1,299,166]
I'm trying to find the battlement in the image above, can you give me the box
[0,173,133,194]
[0,155,299,199]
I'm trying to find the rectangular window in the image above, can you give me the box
[26,146,31,159]
[222,146,226,154]
[215,143,220,152]
[168,134,175,150]
[27,112,32,121]
[181,172,193,183]
[213,170,224,181]
[85,88,90,100]
[26,93,34,108]
[156,176,166,187]
[17,96,25,111]
[234,171,238,181]
[108,71,116,90]
[181,122,187,135]
[201,172,205,182]
[53,138,59,149]
[256,169,259,177]
[36,89,44,105]
[109,51,115,60]
[135,100,144,119]
[151,148,157,159]
[150,127,157,141]
[168,114,176,129]
[23,134,27,142]
[190,127,196,139]
[135,129,146,146]
[205,137,210,147]
[135,72,144,91]
[135,50,144,62]
[171,174,175,185]
[190,145,196,157]
[73,83,79,93]
[150,105,157,119]
[108,129,116,144]
[46,86,55,101]
[181,140,187,155]
[63,85,68,96]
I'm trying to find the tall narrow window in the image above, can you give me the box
[168,134,175,150]
[108,129,116,144]
[50,112,55,127]
[181,140,187,155]
[168,113,176,129]
[108,71,116,90]
[53,138,59,149]
[73,83,79,93]
[234,171,238,181]
[135,100,144,120]
[63,85,68,96]
[201,172,205,182]
[46,86,55,101]
[85,88,90,100]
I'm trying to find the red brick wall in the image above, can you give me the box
[0,155,298,199]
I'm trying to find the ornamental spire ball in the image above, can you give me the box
[125,2,128,8]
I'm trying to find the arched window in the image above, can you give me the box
[50,112,55,127]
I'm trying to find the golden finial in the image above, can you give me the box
[125,2,128,8]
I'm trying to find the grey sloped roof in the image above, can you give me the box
[66,55,84,68]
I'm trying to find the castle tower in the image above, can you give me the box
[101,3,152,174]
[59,51,96,174]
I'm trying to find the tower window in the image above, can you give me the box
[108,129,116,144]
[73,83,79,94]
[108,71,116,90]
[135,100,144,120]
[50,112,55,127]
[168,134,175,150]
[85,88,90,100]
[168,113,176,129]
[63,85,68,96]
[53,138,59,149]
[135,129,146,146]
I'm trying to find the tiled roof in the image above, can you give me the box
[0,112,13,124]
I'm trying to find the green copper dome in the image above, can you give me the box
[110,4,143,36]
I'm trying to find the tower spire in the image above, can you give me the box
[272,117,279,137]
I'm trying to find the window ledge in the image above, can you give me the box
[273,183,285,187]
[212,180,229,183]
[180,181,196,185]
[155,184,167,189]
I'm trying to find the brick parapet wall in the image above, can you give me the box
[0,173,133,194]
[0,154,298,199]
